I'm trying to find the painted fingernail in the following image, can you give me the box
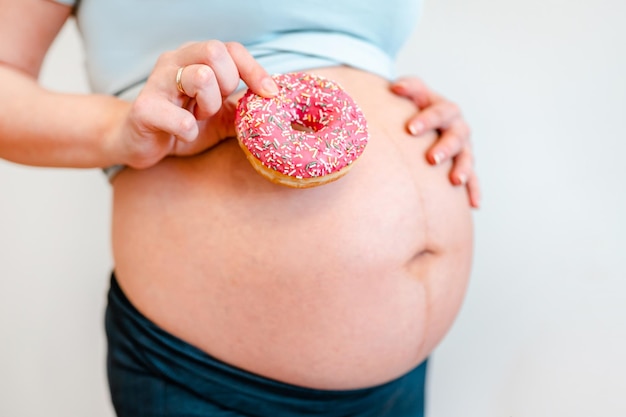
[262,77,279,95]
[433,152,445,165]
[409,121,424,135]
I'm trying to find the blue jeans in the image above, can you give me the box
[106,273,428,416]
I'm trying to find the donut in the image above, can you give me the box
[235,72,369,188]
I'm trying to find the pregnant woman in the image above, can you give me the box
[0,0,477,416]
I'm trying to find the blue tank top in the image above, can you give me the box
[53,0,422,96]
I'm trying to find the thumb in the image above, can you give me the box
[210,98,237,140]
[172,100,238,156]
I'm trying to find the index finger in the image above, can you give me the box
[390,77,433,109]
[175,41,278,98]
[225,42,278,98]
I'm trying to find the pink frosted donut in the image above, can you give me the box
[235,72,369,188]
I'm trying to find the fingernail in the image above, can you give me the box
[433,152,445,165]
[409,121,424,135]
[262,77,279,96]
[457,173,468,185]
[393,80,408,91]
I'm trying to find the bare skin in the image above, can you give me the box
[1,0,475,390]
[112,67,474,389]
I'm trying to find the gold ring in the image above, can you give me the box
[175,66,187,95]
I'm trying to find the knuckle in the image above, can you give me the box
[202,40,227,62]
[450,119,470,139]
[225,41,244,54]
[178,115,195,133]
[156,50,176,66]
[430,106,446,122]
[194,65,216,88]
[443,133,461,150]
[130,95,153,121]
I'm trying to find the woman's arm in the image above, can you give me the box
[0,0,277,170]
[0,0,127,168]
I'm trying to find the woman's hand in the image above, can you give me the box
[390,77,480,208]
[110,41,278,169]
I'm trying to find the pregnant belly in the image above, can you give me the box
[111,67,474,389]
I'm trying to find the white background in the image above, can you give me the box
[1,0,624,416]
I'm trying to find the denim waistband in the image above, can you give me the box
[105,273,427,416]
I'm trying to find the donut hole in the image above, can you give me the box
[291,121,317,133]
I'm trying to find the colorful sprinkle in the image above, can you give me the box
[235,72,369,183]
